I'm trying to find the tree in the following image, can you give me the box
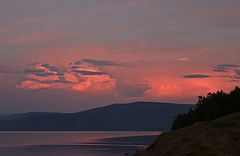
[171,86,240,130]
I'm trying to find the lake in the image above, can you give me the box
[0,131,161,156]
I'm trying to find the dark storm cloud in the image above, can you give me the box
[184,74,211,78]
[213,64,240,81]
[213,69,227,72]
[56,72,64,76]
[24,64,63,77]
[218,64,240,68]
[82,59,122,66]
[41,64,58,71]
[213,64,240,72]
[71,66,79,69]
[24,69,58,77]
[35,73,55,77]
[75,61,81,65]
[218,74,240,82]
[72,70,108,75]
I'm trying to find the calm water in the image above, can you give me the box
[0,131,160,156]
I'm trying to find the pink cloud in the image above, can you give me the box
[142,74,237,103]
[71,75,116,92]
[17,63,116,92]
[17,80,50,90]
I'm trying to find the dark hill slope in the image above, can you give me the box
[0,102,193,131]
[134,111,240,156]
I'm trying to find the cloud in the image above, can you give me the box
[71,66,79,69]
[213,64,240,72]
[213,64,240,82]
[71,75,116,92]
[0,64,58,77]
[23,63,62,78]
[17,62,116,92]
[82,59,122,66]
[235,69,240,76]
[72,70,108,75]
[218,64,240,68]
[35,73,56,77]
[75,61,81,65]
[28,78,71,85]
[18,80,50,90]
[184,74,211,78]
[41,64,58,71]
[213,69,227,72]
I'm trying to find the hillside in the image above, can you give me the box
[134,111,240,156]
[0,102,193,131]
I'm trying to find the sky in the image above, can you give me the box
[0,0,240,114]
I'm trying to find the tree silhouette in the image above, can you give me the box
[171,86,240,130]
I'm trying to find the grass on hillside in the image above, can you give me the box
[134,111,240,156]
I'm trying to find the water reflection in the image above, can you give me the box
[0,131,160,156]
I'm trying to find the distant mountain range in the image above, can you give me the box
[0,102,193,131]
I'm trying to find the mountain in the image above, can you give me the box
[0,102,193,131]
[0,112,57,120]
[134,111,240,156]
